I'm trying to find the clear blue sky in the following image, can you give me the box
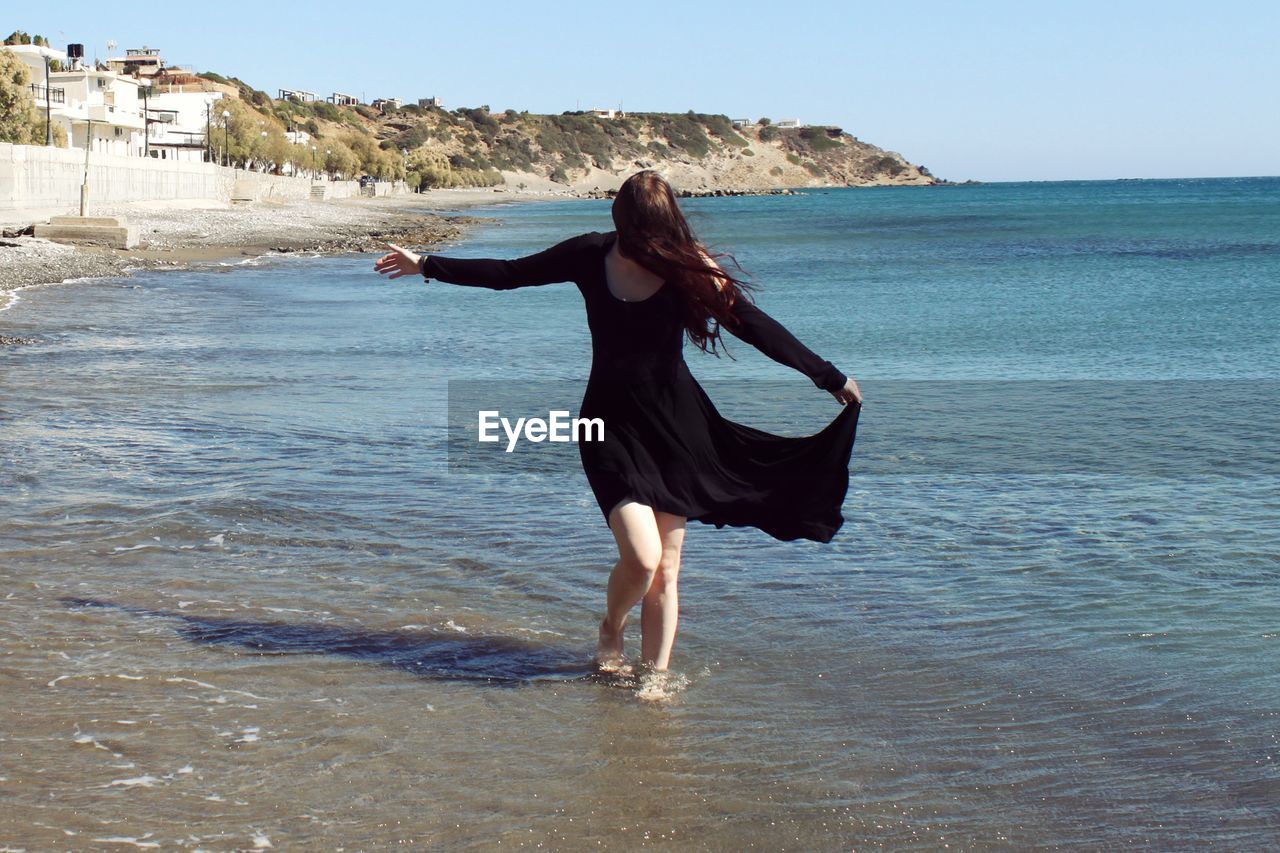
[12,0,1277,182]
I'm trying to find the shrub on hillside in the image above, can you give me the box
[800,126,840,152]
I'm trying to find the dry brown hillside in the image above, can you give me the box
[197,73,936,192]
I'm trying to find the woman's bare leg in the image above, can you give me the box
[640,512,686,671]
[596,499,662,668]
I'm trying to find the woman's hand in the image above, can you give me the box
[374,243,422,280]
[832,376,863,406]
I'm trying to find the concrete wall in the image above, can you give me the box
[0,142,405,213]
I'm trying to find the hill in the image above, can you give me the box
[199,74,937,192]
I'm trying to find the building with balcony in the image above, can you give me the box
[329,92,359,106]
[3,44,145,155]
[47,66,147,155]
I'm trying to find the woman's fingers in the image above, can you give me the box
[832,379,863,405]
[373,249,419,279]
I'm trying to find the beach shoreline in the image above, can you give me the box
[0,188,547,342]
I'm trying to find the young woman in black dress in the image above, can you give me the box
[375,171,862,674]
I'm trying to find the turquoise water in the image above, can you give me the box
[2,178,1277,848]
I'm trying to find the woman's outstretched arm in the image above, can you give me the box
[375,233,594,290]
[703,253,862,404]
[725,298,861,402]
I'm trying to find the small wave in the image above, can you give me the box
[636,669,690,702]
[0,272,132,314]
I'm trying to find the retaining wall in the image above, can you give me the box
[0,142,404,213]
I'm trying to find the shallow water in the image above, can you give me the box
[2,180,1278,849]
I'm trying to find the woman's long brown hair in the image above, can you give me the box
[611,170,756,356]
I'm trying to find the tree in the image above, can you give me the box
[27,109,67,147]
[341,130,403,179]
[757,117,771,126]
[210,98,294,170]
[0,50,39,143]
[323,139,359,180]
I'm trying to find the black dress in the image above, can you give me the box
[421,230,860,543]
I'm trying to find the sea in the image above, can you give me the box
[1,177,1277,849]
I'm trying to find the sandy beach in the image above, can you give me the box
[0,187,549,344]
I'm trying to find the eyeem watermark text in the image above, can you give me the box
[478,410,604,452]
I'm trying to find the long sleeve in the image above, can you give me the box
[724,297,847,392]
[420,232,595,290]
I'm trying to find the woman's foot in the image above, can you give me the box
[594,617,625,671]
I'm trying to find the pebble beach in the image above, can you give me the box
[0,188,531,343]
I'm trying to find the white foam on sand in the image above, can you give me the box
[217,726,260,744]
[73,733,112,751]
[91,837,160,849]
[164,676,271,701]
[106,775,160,788]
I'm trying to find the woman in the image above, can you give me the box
[374,171,861,674]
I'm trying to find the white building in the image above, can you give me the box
[143,90,224,161]
[5,43,211,159]
[49,65,147,156]
[775,118,803,128]
[285,129,311,146]
[418,96,442,109]
[6,43,148,157]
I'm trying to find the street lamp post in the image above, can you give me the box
[325,149,331,181]
[44,54,53,146]
[222,110,230,168]
[310,145,317,181]
[81,116,93,216]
